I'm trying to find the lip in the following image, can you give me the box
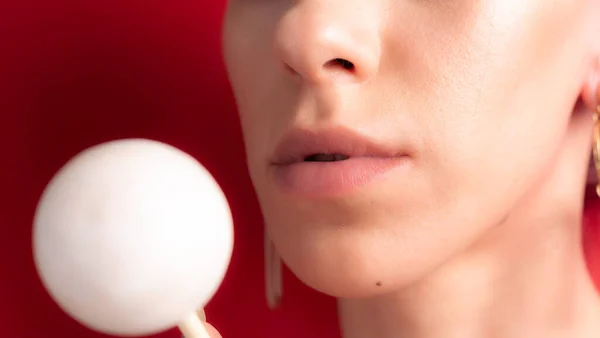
[270,127,409,197]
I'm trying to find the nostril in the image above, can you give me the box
[282,57,361,81]
[324,58,355,72]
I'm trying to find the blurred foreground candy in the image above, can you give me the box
[33,139,233,337]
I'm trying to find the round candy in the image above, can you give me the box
[33,139,234,336]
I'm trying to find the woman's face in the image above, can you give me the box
[222,0,599,297]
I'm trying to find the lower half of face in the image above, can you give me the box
[223,0,596,298]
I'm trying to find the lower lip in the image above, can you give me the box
[272,157,408,197]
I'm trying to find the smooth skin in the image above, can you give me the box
[208,0,600,337]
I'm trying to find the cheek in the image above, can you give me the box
[223,12,300,172]
[410,0,586,204]
[223,38,269,168]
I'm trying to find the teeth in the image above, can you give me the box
[304,154,350,162]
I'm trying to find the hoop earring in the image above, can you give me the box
[593,85,600,196]
[265,229,282,309]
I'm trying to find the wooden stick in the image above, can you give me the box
[196,308,206,322]
[178,311,210,338]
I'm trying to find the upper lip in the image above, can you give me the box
[271,127,404,165]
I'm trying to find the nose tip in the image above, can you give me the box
[275,7,381,85]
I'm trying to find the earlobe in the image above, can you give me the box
[265,229,283,310]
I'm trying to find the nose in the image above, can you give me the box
[273,1,382,85]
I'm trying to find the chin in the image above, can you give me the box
[291,260,414,299]
[278,234,431,299]
[260,189,506,299]
[256,160,514,299]
[265,212,452,299]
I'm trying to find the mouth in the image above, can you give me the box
[303,154,350,162]
[271,127,403,166]
[269,127,409,197]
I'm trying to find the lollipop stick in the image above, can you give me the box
[178,311,210,338]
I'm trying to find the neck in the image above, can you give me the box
[338,114,600,338]
[338,217,600,338]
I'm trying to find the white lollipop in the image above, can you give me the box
[33,139,233,337]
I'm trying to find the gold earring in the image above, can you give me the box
[593,85,600,196]
[265,229,282,309]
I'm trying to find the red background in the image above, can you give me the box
[0,1,598,337]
